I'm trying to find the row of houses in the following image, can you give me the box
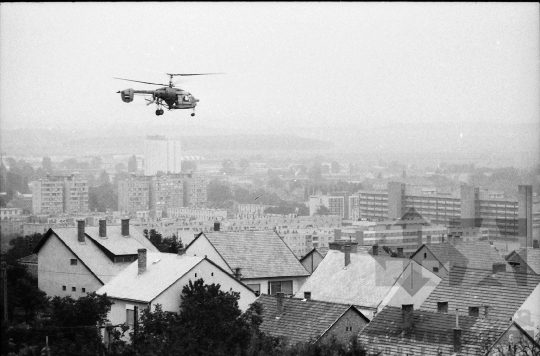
[30,218,540,353]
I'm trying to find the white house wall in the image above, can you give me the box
[38,234,103,298]
[186,235,231,272]
[514,283,540,338]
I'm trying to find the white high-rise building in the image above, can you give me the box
[144,135,182,175]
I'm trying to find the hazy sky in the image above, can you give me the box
[1,2,539,135]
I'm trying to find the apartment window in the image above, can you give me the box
[432,267,439,273]
[70,259,78,265]
[268,280,293,296]
[62,286,66,291]
[437,302,448,313]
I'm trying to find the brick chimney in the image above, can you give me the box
[355,230,364,246]
[372,244,379,256]
[121,219,130,237]
[235,267,242,280]
[138,248,147,275]
[402,304,414,331]
[214,222,220,231]
[178,248,185,256]
[304,291,311,300]
[454,308,462,352]
[416,231,423,247]
[334,228,341,240]
[77,220,85,243]
[397,247,404,258]
[344,245,351,267]
[276,292,284,317]
[99,219,107,238]
[492,262,506,274]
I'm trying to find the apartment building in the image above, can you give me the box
[30,174,89,215]
[355,183,539,243]
[118,174,207,215]
[309,194,347,219]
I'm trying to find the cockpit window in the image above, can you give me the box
[183,95,190,102]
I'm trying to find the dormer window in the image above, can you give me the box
[437,301,448,313]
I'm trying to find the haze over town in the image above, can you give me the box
[1,3,539,356]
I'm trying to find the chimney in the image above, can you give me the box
[138,249,147,275]
[417,230,423,247]
[344,245,351,267]
[402,304,414,331]
[454,309,461,352]
[99,219,107,238]
[492,262,506,274]
[484,306,489,319]
[276,292,284,317]
[178,248,186,256]
[304,291,311,300]
[235,267,242,280]
[534,240,539,249]
[397,247,404,258]
[77,220,85,243]
[214,222,220,231]
[334,228,342,240]
[121,219,130,236]
[372,244,379,256]
[427,235,432,245]
[355,230,364,246]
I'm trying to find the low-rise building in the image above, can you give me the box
[96,250,257,339]
[33,219,159,298]
[257,293,369,345]
[186,227,310,296]
[506,246,540,275]
[358,305,539,355]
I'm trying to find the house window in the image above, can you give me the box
[126,308,134,325]
[469,306,479,317]
[437,301,448,313]
[247,284,260,296]
[268,280,293,296]
[70,259,78,265]
[62,286,66,291]
[72,287,76,292]
[82,288,86,293]
[433,267,439,273]
[423,253,427,259]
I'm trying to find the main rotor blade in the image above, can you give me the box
[113,77,168,86]
[167,73,225,76]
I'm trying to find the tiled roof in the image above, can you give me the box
[295,250,411,308]
[358,306,511,355]
[421,266,540,321]
[17,253,38,264]
[512,248,540,274]
[256,294,367,344]
[84,226,159,255]
[34,227,158,284]
[194,230,310,279]
[454,241,511,270]
[96,253,202,302]
[423,243,470,267]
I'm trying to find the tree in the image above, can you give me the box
[115,162,127,173]
[316,205,331,216]
[47,292,114,356]
[308,163,322,180]
[207,180,234,204]
[239,159,250,172]
[42,156,53,173]
[220,159,236,175]
[98,169,110,186]
[181,160,198,172]
[148,229,163,247]
[89,183,117,212]
[127,155,137,173]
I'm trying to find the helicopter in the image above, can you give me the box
[115,73,222,116]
